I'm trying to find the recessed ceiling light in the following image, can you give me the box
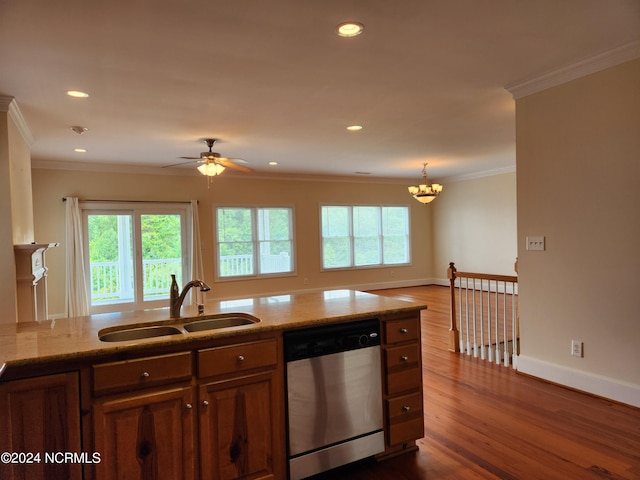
[346,125,363,131]
[67,90,89,98]
[74,148,87,153]
[336,22,364,37]
[269,162,278,166]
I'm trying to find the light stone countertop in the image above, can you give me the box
[0,289,427,375]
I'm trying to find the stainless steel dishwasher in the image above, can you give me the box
[284,318,384,480]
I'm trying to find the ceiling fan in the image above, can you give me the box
[164,139,252,178]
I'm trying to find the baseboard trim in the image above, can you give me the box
[517,355,640,408]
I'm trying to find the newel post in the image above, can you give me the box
[447,262,460,352]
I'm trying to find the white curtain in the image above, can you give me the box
[190,199,206,304]
[65,197,90,317]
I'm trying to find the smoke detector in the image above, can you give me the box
[70,126,88,135]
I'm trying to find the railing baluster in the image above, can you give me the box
[472,278,478,357]
[512,283,518,368]
[479,279,485,360]
[494,280,500,365]
[458,279,464,352]
[503,280,510,367]
[448,262,518,367]
[464,277,471,355]
[487,281,493,363]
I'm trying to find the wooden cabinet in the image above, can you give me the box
[380,312,424,454]
[197,338,283,480]
[93,386,196,480]
[0,372,83,480]
[90,336,284,480]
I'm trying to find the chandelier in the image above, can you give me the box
[408,163,443,204]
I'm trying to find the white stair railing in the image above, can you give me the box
[448,261,519,368]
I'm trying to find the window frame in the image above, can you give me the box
[214,205,296,281]
[81,201,192,314]
[320,204,411,271]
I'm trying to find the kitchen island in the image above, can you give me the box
[0,289,427,480]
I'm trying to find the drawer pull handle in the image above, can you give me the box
[202,400,210,407]
[402,406,411,413]
[141,371,150,379]
[401,355,409,362]
[185,403,193,410]
[238,355,245,362]
[400,328,408,334]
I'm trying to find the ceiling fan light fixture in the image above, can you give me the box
[408,163,443,204]
[197,161,225,176]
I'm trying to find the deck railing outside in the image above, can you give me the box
[448,261,519,368]
[91,253,291,302]
[90,258,183,302]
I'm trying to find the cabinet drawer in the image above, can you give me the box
[386,366,422,396]
[384,317,419,344]
[93,352,192,396]
[198,339,277,378]
[385,343,420,370]
[387,391,423,423]
[388,416,424,446]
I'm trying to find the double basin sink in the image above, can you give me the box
[98,313,259,342]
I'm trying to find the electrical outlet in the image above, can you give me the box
[526,236,545,251]
[571,340,583,357]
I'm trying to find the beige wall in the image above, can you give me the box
[0,99,34,324]
[432,172,517,280]
[516,59,640,405]
[8,117,34,244]
[32,169,434,318]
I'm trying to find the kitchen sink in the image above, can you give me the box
[99,325,183,342]
[183,315,258,332]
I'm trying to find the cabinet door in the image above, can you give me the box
[199,372,279,480]
[93,386,195,480]
[0,372,82,480]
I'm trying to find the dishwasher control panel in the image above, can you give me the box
[283,318,380,361]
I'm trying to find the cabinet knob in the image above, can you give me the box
[237,355,245,362]
[141,371,150,379]
[402,406,411,413]
[202,400,210,407]
[401,355,409,362]
[185,403,193,410]
[400,328,408,334]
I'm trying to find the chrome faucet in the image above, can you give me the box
[169,274,211,318]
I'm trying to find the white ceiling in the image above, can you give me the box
[1,0,639,181]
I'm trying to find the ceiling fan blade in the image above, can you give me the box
[162,160,200,168]
[218,158,252,173]
[179,156,201,160]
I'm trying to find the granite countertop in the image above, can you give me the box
[0,289,427,375]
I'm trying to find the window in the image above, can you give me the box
[216,207,294,278]
[321,205,410,269]
[82,202,191,313]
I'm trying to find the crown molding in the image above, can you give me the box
[437,165,516,184]
[30,158,415,184]
[506,40,640,99]
[0,95,35,146]
[32,158,517,185]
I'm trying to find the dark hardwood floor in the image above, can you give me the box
[312,285,640,480]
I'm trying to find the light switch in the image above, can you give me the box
[526,236,545,251]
